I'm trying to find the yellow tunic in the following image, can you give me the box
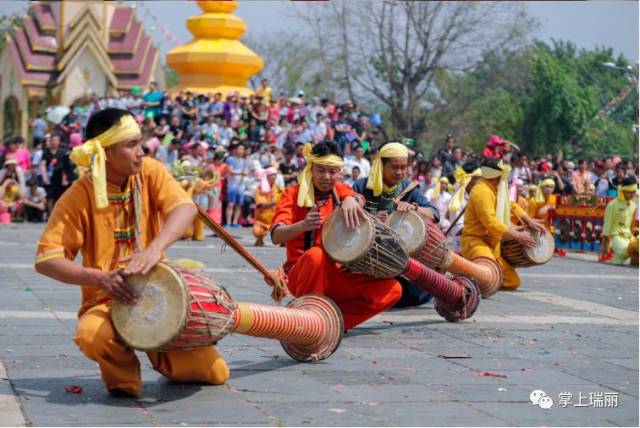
[36,157,194,316]
[35,157,228,397]
[461,178,526,289]
[528,194,557,222]
[603,198,637,265]
[253,184,282,239]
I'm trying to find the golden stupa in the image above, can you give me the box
[166,0,264,96]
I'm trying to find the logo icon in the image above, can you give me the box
[530,390,554,409]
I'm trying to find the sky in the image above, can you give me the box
[2,1,638,61]
[142,0,639,61]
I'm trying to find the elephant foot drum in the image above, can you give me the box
[501,228,555,268]
[111,263,343,362]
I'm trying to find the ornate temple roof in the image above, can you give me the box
[3,1,159,96]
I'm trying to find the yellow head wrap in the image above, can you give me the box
[296,143,344,208]
[535,178,556,204]
[528,184,537,192]
[430,176,450,201]
[366,142,409,197]
[480,160,512,227]
[618,183,639,201]
[448,166,481,213]
[70,114,141,209]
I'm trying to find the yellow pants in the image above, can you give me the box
[611,235,639,265]
[461,236,520,289]
[74,304,229,397]
[183,218,205,241]
[252,220,270,240]
[628,237,639,266]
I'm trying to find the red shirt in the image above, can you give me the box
[271,183,356,271]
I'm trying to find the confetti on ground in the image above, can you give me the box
[476,371,507,378]
[65,385,83,394]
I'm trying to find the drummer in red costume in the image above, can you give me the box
[271,141,401,331]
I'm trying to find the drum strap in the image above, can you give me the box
[304,190,340,251]
[393,181,419,205]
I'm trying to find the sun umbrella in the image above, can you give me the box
[46,106,71,124]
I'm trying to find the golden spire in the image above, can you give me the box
[166,0,264,96]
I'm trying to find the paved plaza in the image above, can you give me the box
[0,223,637,426]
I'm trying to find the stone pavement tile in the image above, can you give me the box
[0,318,74,329]
[328,383,456,404]
[369,401,512,426]
[604,382,639,399]
[253,401,385,426]
[142,387,272,426]
[2,344,78,358]
[602,358,639,371]
[3,355,97,372]
[572,346,639,359]
[0,334,72,346]
[260,401,509,427]
[11,376,152,426]
[228,370,345,404]
[558,364,639,386]
[442,357,559,372]
[431,383,532,403]
[0,325,72,337]
[226,355,301,374]
[469,400,636,427]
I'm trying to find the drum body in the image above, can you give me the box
[501,228,555,268]
[387,211,450,268]
[387,210,502,298]
[111,262,236,352]
[322,210,408,278]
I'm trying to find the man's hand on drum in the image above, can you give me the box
[524,216,547,235]
[376,211,390,223]
[300,204,323,231]
[96,269,138,305]
[119,246,163,276]
[514,230,538,248]
[396,201,416,212]
[341,196,364,229]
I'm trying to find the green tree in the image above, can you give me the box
[163,64,179,90]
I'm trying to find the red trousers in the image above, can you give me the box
[287,247,402,331]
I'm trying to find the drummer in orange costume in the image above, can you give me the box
[271,141,401,331]
[34,109,229,398]
[461,158,546,290]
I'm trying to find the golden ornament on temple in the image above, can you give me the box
[167,0,264,96]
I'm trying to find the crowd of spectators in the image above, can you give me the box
[0,79,637,230]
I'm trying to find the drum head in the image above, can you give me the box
[321,210,374,264]
[524,229,555,264]
[387,211,426,255]
[111,263,189,351]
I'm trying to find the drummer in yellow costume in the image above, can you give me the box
[461,158,547,290]
[34,109,229,398]
[600,177,638,266]
[528,178,557,226]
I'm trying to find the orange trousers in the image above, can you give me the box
[74,304,229,397]
[286,247,402,331]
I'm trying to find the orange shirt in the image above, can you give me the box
[35,157,193,316]
[271,183,355,271]
[255,185,282,225]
